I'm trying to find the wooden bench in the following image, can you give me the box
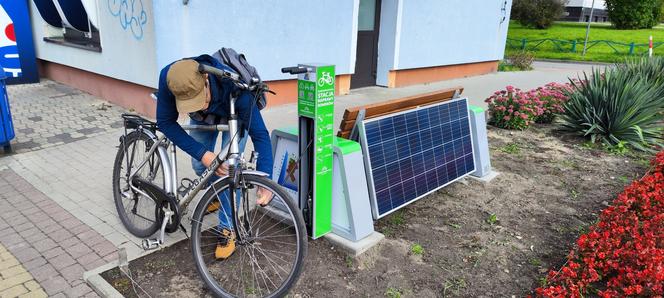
[337,86,464,140]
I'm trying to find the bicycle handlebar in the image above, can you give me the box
[281,66,308,75]
[198,64,242,82]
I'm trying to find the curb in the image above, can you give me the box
[534,59,612,66]
[84,262,124,298]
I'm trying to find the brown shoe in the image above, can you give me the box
[207,201,220,213]
[215,229,236,259]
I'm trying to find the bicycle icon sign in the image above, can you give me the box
[317,71,333,87]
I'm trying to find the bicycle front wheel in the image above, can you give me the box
[190,174,307,298]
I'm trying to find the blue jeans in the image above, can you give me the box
[189,118,248,230]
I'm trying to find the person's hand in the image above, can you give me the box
[201,151,229,177]
[256,187,273,206]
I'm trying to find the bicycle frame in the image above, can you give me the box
[126,95,250,217]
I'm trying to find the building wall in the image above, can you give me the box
[28,0,158,87]
[567,0,606,9]
[152,0,360,82]
[376,0,512,86]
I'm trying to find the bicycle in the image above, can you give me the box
[112,64,310,297]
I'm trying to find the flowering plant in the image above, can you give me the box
[534,150,664,297]
[485,83,574,130]
[532,82,573,124]
[484,86,542,130]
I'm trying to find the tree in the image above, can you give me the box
[511,0,567,29]
[605,0,662,29]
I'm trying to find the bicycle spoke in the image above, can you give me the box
[192,177,304,297]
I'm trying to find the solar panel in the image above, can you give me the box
[359,98,475,218]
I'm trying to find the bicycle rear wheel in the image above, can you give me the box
[190,174,307,298]
[112,131,164,238]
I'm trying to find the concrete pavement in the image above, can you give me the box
[0,61,598,297]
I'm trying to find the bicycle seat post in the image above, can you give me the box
[226,93,241,166]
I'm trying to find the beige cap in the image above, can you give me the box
[166,59,207,113]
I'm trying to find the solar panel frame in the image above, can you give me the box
[358,97,476,219]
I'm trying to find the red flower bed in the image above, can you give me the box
[534,151,664,297]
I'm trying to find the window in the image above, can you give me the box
[33,0,101,52]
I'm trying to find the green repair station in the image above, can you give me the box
[270,64,496,254]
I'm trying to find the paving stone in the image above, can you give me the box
[17,227,41,239]
[41,247,65,259]
[63,282,92,297]
[0,233,23,247]
[48,253,75,271]
[59,263,84,283]
[12,222,34,233]
[56,237,79,250]
[30,264,57,283]
[18,289,48,298]
[68,224,90,236]
[11,248,40,263]
[83,291,100,298]
[0,272,31,291]
[64,243,92,259]
[58,218,81,230]
[81,258,106,271]
[0,228,15,239]
[90,242,116,257]
[0,264,25,279]
[48,229,73,243]
[32,238,57,253]
[39,275,68,296]
[0,284,28,297]
[0,258,19,270]
[22,257,46,271]
[75,253,100,269]
[23,280,40,291]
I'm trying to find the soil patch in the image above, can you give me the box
[101,124,650,297]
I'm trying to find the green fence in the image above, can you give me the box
[506,38,664,55]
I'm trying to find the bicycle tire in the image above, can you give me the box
[190,174,308,298]
[112,131,164,238]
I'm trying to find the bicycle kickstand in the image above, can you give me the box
[142,210,173,250]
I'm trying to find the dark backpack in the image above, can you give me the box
[212,48,267,110]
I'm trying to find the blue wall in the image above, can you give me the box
[377,0,512,86]
[153,0,359,82]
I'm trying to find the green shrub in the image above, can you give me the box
[560,68,664,151]
[605,0,662,29]
[511,0,566,29]
[615,57,664,88]
[507,51,535,70]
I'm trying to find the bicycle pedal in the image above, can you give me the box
[141,238,160,250]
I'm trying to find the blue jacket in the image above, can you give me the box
[156,55,273,177]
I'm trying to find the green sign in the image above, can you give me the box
[297,65,335,239]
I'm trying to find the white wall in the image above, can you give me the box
[376,0,512,86]
[152,0,359,82]
[29,0,157,87]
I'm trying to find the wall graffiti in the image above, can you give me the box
[108,0,147,40]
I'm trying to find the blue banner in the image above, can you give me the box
[0,0,38,84]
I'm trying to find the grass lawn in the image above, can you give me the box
[506,21,664,63]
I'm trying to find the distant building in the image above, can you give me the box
[562,0,609,23]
